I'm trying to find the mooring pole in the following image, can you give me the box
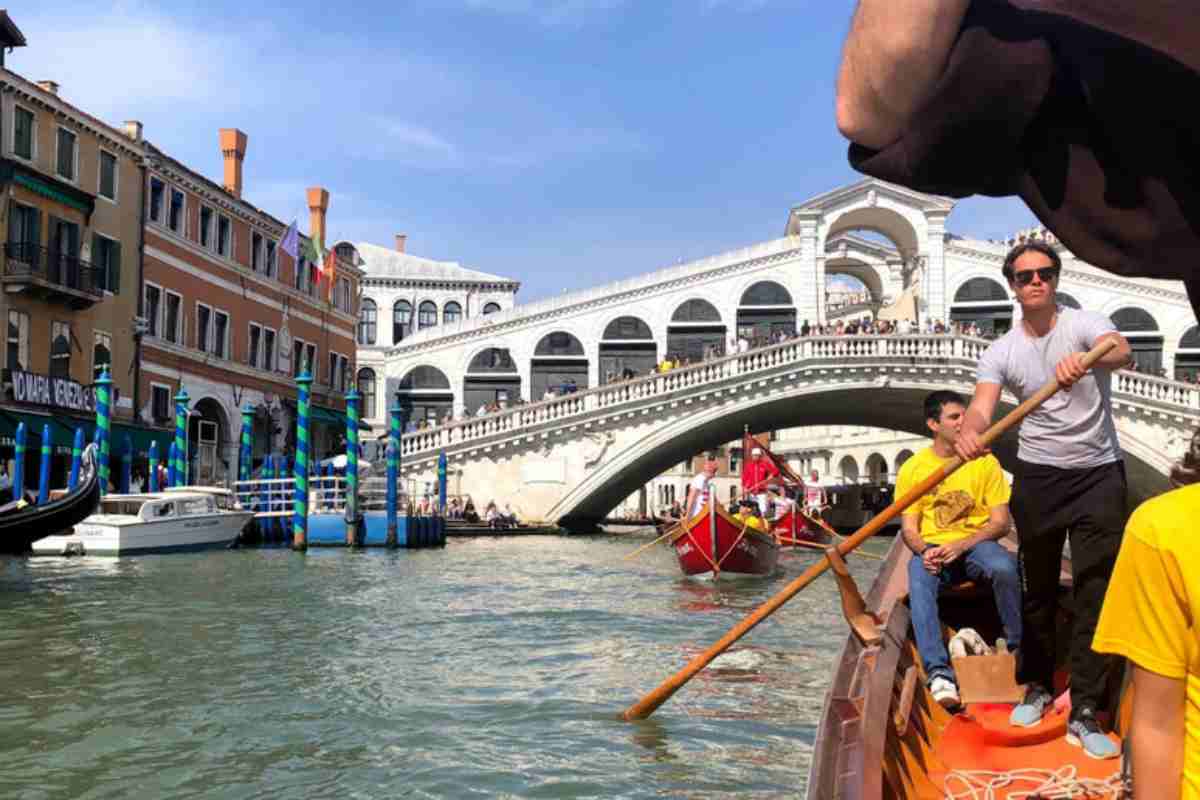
[173,387,190,487]
[120,434,132,494]
[68,427,84,490]
[167,441,178,489]
[13,422,25,503]
[292,369,312,551]
[344,388,360,547]
[239,403,254,483]
[148,440,160,492]
[36,423,51,504]
[96,369,113,498]
[386,439,398,548]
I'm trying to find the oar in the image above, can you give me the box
[779,536,884,560]
[620,338,1116,721]
[798,506,845,542]
[623,521,682,560]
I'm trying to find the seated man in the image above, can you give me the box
[896,390,1021,709]
[735,500,766,531]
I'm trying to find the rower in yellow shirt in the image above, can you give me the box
[1093,430,1200,799]
[735,500,766,531]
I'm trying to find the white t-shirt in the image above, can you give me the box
[688,473,711,517]
[804,481,825,508]
[975,307,1120,468]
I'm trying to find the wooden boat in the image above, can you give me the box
[806,536,1130,799]
[669,497,779,577]
[0,443,100,554]
[770,506,832,547]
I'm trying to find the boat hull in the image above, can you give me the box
[671,502,779,577]
[770,509,831,545]
[0,444,101,554]
[31,512,251,556]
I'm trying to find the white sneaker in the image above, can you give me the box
[930,676,960,709]
[948,627,992,659]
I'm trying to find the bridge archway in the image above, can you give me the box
[531,331,588,399]
[1056,292,1082,310]
[464,347,521,413]
[838,455,860,483]
[865,452,889,484]
[667,298,726,362]
[1111,307,1163,374]
[737,280,796,343]
[599,315,656,383]
[396,365,453,424]
[950,277,1013,336]
[1176,326,1200,381]
[894,449,915,474]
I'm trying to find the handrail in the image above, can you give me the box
[3,241,105,297]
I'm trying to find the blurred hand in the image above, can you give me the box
[1055,352,1087,389]
[930,541,967,567]
[953,427,989,462]
[922,548,941,575]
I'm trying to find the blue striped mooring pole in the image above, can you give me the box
[167,441,178,489]
[13,422,25,503]
[292,369,312,551]
[68,427,84,490]
[120,434,132,494]
[36,423,51,505]
[344,389,360,547]
[96,369,112,497]
[148,440,160,492]
[173,387,190,487]
[239,404,254,482]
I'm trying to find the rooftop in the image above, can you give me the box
[355,241,519,287]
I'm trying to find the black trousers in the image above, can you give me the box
[1010,459,1127,713]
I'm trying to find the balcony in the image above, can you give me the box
[2,242,105,308]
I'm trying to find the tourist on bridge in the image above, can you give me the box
[897,390,1020,710]
[742,446,779,517]
[684,454,719,521]
[954,241,1132,759]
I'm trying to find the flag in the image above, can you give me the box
[279,219,299,260]
[740,428,804,493]
[323,247,337,304]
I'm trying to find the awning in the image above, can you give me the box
[111,423,175,458]
[310,405,371,431]
[0,409,175,457]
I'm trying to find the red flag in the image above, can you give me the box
[740,429,804,494]
[322,248,337,303]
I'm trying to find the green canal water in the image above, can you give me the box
[0,534,887,799]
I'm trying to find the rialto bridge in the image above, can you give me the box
[352,178,1200,524]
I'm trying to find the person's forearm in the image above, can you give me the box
[1093,334,1133,370]
[835,0,971,149]
[1131,667,1186,799]
[901,519,927,554]
[961,517,1008,550]
[963,405,990,437]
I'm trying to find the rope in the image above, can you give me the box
[942,766,1126,800]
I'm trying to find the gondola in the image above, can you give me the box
[0,443,100,554]
[669,497,779,577]
[770,506,833,547]
[805,535,1129,799]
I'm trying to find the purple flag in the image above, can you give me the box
[279,219,299,260]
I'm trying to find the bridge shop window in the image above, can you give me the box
[395,365,454,426]
[358,298,377,346]
[532,332,588,400]
[1055,292,1081,309]
[1111,307,1163,375]
[443,302,462,325]
[950,277,1012,337]
[418,301,438,330]
[600,316,656,382]
[668,299,725,363]
[464,348,521,414]
[393,300,412,344]
[737,281,796,342]
[1175,326,1200,382]
[483,302,501,315]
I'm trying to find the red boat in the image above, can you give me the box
[770,506,834,547]
[670,498,780,577]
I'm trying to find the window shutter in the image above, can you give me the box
[91,233,103,290]
[110,240,121,293]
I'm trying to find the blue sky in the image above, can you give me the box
[15,1,1037,302]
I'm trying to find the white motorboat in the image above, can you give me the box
[32,491,253,556]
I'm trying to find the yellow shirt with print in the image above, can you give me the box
[1093,483,1200,800]
[894,448,1011,546]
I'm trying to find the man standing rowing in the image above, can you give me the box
[684,454,719,521]
[954,241,1132,759]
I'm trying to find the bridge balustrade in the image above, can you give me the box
[396,333,1200,461]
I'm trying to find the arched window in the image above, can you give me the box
[740,281,793,306]
[483,302,502,315]
[467,348,517,373]
[671,298,721,323]
[398,365,452,390]
[393,300,412,344]
[1055,292,1081,309]
[1110,307,1159,333]
[50,322,71,379]
[357,298,377,345]
[357,368,376,419]
[1180,326,1200,349]
[534,331,585,356]
[418,301,438,330]
[1111,307,1163,375]
[443,301,462,325]
[953,278,1008,303]
[602,316,653,340]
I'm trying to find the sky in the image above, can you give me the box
[14,1,1039,303]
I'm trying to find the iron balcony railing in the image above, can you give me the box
[3,241,105,298]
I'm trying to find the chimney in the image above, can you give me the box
[36,80,59,96]
[394,234,407,253]
[123,120,143,142]
[307,186,330,249]
[219,128,248,198]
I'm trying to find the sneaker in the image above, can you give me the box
[929,676,960,709]
[1066,708,1121,760]
[1009,684,1053,727]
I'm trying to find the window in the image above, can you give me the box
[483,302,502,315]
[418,301,437,330]
[329,352,339,389]
[56,127,77,181]
[306,343,316,378]
[168,189,184,233]
[99,151,118,201]
[358,298,377,345]
[217,215,230,257]
[13,106,34,160]
[196,304,212,352]
[293,338,306,377]
[9,202,39,252]
[262,328,276,372]
[337,277,351,312]
[151,384,171,422]
[144,284,161,337]
[358,368,376,418]
[265,240,277,278]
[50,321,71,378]
[251,232,263,272]
[164,291,182,344]
[295,256,307,292]
[393,300,411,343]
[213,310,229,359]
[93,331,112,381]
[91,234,121,293]
[149,177,165,223]
[7,310,29,371]
[200,206,213,249]
[443,301,462,324]
[248,323,261,368]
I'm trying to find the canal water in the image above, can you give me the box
[0,533,888,799]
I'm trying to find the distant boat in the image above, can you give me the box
[32,490,252,556]
[0,444,100,554]
[670,498,779,578]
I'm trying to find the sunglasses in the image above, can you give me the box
[1011,266,1060,287]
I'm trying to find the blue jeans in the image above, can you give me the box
[907,540,1022,684]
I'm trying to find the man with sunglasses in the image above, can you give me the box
[954,241,1132,759]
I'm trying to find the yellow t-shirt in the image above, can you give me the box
[894,447,1011,546]
[1093,483,1200,800]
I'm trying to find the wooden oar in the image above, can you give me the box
[798,506,845,542]
[619,338,1116,721]
[623,521,681,560]
[778,536,884,560]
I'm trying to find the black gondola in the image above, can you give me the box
[0,444,100,554]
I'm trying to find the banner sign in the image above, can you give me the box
[11,370,96,413]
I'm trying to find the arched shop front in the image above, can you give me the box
[736,281,796,342]
[463,348,521,414]
[1176,326,1200,382]
[531,332,588,399]
[599,316,656,382]
[1110,307,1163,375]
[949,278,1012,336]
[667,299,726,362]
[393,365,454,425]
